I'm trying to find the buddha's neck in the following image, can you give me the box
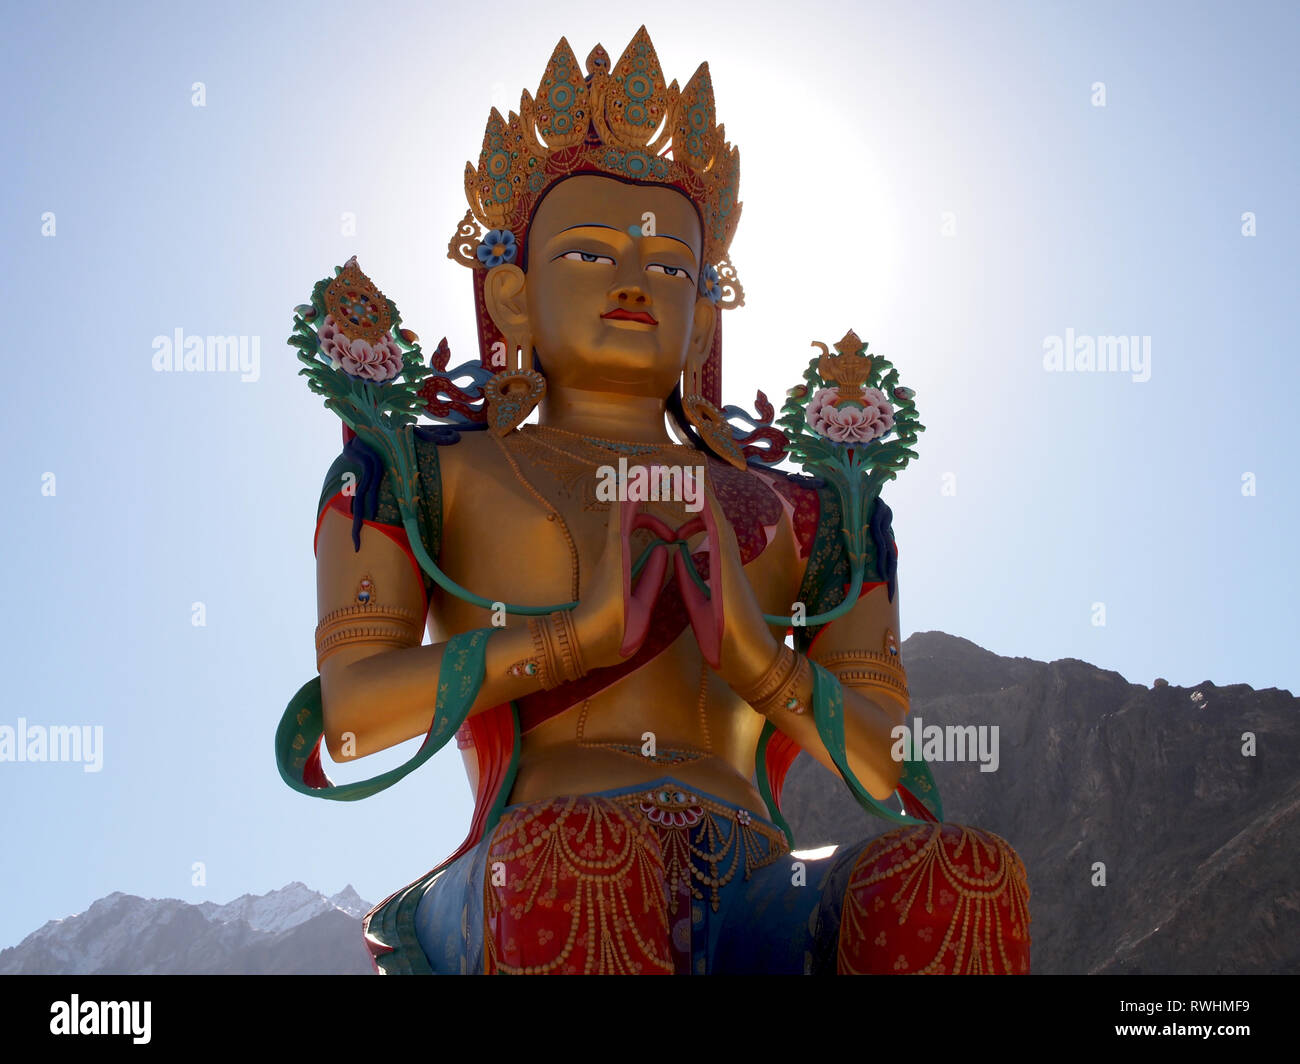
[538,385,675,445]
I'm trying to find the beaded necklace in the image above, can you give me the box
[525,421,699,457]
[497,423,721,739]
[490,431,582,601]
[490,423,702,603]
[515,423,707,527]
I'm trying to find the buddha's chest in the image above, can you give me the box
[434,430,801,614]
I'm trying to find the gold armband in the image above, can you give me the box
[816,629,909,709]
[736,644,811,716]
[315,603,425,670]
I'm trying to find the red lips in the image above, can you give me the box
[619,497,724,667]
[601,308,658,325]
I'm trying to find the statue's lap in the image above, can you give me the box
[415,779,837,974]
[412,780,1032,975]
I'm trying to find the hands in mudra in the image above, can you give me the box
[570,467,784,698]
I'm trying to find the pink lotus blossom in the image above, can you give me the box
[806,387,840,432]
[318,314,403,383]
[859,386,895,432]
[806,386,895,444]
[318,315,348,367]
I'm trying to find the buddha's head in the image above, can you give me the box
[482,173,714,401]
[450,28,743,450]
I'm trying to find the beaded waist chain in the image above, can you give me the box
[596,779,790,914]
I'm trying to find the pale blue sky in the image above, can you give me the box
[1,0,1296,950]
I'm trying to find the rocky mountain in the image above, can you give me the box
[781,631,1300,974]
[0,883,374,975]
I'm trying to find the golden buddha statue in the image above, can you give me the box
[278,27,1031,974]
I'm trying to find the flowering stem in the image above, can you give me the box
[761,445,871,627]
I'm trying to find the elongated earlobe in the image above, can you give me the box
[482,264,543,435]
[680,297,744,469]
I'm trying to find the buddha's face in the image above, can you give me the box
[484,174,714,397]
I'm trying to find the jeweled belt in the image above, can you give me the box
[609,785,789,913]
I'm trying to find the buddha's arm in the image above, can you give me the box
[743,580,905,802]
[700,478,905,800]
[808,581,908,799]
[315,507,552,761]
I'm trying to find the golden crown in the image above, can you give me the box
[448,26,743,288]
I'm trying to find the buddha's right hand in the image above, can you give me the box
[570,497,670,670]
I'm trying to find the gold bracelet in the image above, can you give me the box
[737,644,811,716]
[736,643,796,705]
[526,615,561,690]
[523,610,589,688]
[549,608,585,684]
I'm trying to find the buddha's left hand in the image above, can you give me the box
[684,479,784,693]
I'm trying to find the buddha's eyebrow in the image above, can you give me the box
[648,232,694,252]
[557,223,695,254]
[557,224,623,236]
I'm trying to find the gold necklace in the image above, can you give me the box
[494,424,707,603]
[491,431,581,601]
[526,422,699,457]
[519,425,707,525]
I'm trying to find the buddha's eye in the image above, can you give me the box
[647,263,693,282]
[558,250,615,265]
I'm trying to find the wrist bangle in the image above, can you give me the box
[526,616,560,690]
[525,610,587,689]
[553,607,586,683]
[737,644,811,716]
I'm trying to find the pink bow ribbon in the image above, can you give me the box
[619,496,725,668]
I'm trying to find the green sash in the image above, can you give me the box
[755,662,943,846]
[809,660,942,823]
[275,628,492,800]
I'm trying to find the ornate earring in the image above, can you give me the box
[484,339,545,436]
[681,349,747,470]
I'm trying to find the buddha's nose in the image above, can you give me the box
[611,284,650,308]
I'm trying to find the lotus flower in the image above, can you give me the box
[318,314,403,383]
[806,386,895,444]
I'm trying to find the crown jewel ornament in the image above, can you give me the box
[451,27,742,273]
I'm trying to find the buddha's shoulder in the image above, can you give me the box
[428,426,507,470]
[421,426,510,501]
